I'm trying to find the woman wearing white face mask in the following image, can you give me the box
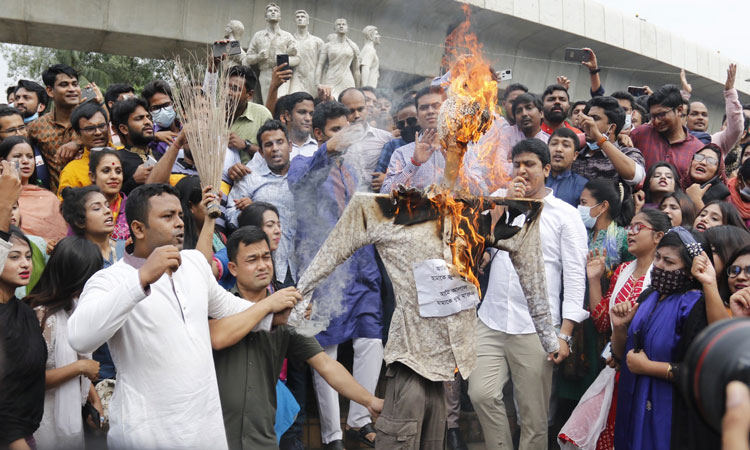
[579,178,636,282]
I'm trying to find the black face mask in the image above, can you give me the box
[650,266,694,295]
[398,117,420,144]
[401,125,421,144]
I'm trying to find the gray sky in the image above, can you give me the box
[1,0,749,97]
[595,0,750,66]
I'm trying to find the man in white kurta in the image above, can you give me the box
[68,184,270,449]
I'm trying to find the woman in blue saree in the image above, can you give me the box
[610,227,719,450]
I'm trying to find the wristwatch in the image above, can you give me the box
[244,139,252,152]
[558,333,574,353]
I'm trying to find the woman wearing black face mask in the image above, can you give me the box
[610,227,718,450]
[728,158,750,228]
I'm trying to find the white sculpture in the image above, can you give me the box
[243,3,299,101]
[224,19,245,41]
[315,18,360,100]
[223,19,246,66]
[359,25,380,88]
[289,10,324,95]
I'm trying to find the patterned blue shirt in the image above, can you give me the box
[226,160,296,283]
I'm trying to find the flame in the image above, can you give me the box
[430,4,511,292]
[429,191,487,290]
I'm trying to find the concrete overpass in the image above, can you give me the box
[2,0,748,132]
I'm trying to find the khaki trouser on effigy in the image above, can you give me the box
[375,362,447,450]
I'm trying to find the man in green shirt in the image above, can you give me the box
[226,65,273,164]
[211,226,383,450]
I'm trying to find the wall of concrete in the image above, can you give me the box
[1,0,747,132]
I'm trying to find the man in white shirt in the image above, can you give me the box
[338,88,392,190]
[282,91,318,160]
[468,138,589,450]
[68,183,271,450]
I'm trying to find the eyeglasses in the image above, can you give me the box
[727,265,750,278]
[651,108,676,121]
[0,124,26,135]
[396,117,418,130]
[693,153,718,166]
[79,123,108,134]
[149,101,173,113]
[625,223,655,235]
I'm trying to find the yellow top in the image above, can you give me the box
[57,148,92,199]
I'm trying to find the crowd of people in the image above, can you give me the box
[1,42,750,450]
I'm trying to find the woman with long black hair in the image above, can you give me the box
[61,185,125,267]
[0,226,46,450]
[579,178,635,281]
[28,237,104,449]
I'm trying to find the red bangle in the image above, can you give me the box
[596,136,608,147]
[410,157,421,167]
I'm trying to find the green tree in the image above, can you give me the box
[1,44,174,93]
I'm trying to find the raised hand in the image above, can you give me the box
[270,63,293,91]
[155,130,178,144]
[326,122,367,153]
[680,69,692,95]
[507,176,527,199]
[317,85,333,102]
[581,48,598,71]
[725,64,737,91]
[730,287,750,318]
[586,248,607,281]
[611,301,639,329]
[691,251,717,287]
[138,245,182,288]
[578,113,604,143]
[413,128,438,165]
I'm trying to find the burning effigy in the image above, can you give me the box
[289,5,558,366]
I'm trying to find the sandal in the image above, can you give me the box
[347,423,376,448]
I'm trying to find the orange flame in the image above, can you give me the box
[430,3,510,292]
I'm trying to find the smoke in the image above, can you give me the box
[290,128,372,336]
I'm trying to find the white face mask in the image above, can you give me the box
[152,105,176,128]
[578,203,601,229]
[624,113,632,131]
[23,112,39,124]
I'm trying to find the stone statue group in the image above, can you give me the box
[222,3,380,102]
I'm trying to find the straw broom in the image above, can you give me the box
[170,54,240,218]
